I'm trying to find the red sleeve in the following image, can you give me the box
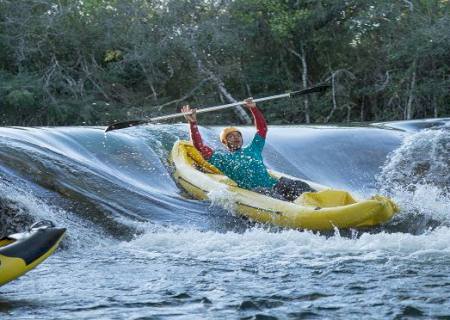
[189,122,214,159]
[249,106,267,138]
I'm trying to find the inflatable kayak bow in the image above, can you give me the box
[0,220,66,286]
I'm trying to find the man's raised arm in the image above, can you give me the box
[181,105,214,159]
[244,98,267,138]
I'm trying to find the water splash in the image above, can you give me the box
[0,178,111,248]
[208,185,237,213]
[377,128,450,228]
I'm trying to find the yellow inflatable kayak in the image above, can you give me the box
[0,221,66,286]
[170,140,398,231]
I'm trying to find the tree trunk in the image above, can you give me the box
[346,105,351,123]
[433,94,438,118]
[406,59,417,120]
[216,79,252,124]
[300,47,310,123]
[431,58,438,118]
[287,45,310,123]
[192,51,251,124]
[137,59,158,102]
[325,71,337,123]
[246,83,252,97]
[150,84,158,102]
[360,97,365,122]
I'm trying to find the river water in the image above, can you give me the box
[0,119,449,319]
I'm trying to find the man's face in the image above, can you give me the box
[225,131,243,151]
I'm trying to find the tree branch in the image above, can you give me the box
[191,49,251,124]
[154,77,212,111]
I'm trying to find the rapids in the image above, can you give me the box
[0,118,448,319]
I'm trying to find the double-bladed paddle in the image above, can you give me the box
[105,84,330,132]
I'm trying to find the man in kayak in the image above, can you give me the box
[181,99,313,201]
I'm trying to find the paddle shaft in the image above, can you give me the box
[105,84,329,132]
[151,92,290,122]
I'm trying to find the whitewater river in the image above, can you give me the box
[0,119,449,319]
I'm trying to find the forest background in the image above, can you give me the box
[0,0,449,126]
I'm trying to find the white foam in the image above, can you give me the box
[125,225,450,264]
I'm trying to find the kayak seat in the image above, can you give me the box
[295,189,357,207]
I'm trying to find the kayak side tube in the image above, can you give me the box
[0,227,66,286]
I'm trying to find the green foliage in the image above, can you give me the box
[104,50,123,63]
[0,71,45,124]
[0,0,448,126]
[5,90,35,110]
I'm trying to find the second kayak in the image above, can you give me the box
[0,220,66,286]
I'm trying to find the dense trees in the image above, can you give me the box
[0,0,449,126]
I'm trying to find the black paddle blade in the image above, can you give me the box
[104,119,149,132]
[289,84,330,98]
